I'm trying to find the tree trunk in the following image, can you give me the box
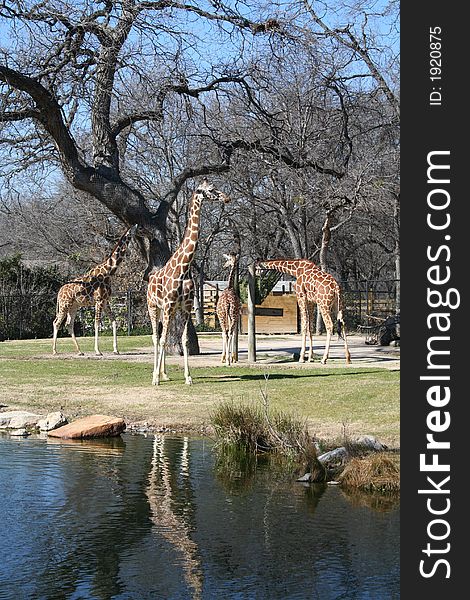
[233,260,240,361]
[316,214,331,334]
[247,263,257,362]
[393,197,400,315]
[197,267,205,326]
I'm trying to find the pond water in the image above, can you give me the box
[0,433,399,599]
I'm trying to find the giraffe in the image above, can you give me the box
[147,435,203,599]
[257,259,351,365]
[216,253,241,366]
[52,225,137,356]
[147,179,230,385]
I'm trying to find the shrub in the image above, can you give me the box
[338,453,400,493]
[210,398,326,482]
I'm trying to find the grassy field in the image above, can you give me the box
[0,335,400,446]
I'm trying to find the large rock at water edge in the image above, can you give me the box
[47,415,126,439]
[317,446,348,466]
[0,411,40,429]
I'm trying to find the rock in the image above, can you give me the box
[37,411,68,432]
[354,435,387,451]
[47,414,126,439]
[317,446,348,466]
[296,472,312,482]
[10,428,30,437]
[0,411,40,429]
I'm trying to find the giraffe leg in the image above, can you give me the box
[231,326,238,363]
[181,311,193,385]
[338,310,352,364]
[94,302,103,356]
[52,309,67,355]
[155,311,171,386]
[149,304,166,385]
[319,308,334,365]
[226,329,232,366]
[297,295,307,363]
[105,305,119,354]
[159,344,169,381]
[307,302,315,362]
[230,308,239,363]
[66,307,83,355]
[220,330,227,364]
[149,307,159,386]
[229,327,236,365]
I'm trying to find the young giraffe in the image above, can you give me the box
[257,259,351,365]
[147,180,230,385]
[52,225,137,356]
[216,253,241,366]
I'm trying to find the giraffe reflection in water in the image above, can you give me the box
[146,436,203,600]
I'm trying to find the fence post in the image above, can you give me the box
[247,263,256,362]
[366,280,370,323]
[127,289,132,336]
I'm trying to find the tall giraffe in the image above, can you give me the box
[257,259,351,365]
[147,180,230,385]
[216,253,241,366]
[52,225,136,356]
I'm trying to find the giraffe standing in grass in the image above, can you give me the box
[216,253,241,366]
[52,225,136,356]
[257,259,351,365]
[147,180,230,385]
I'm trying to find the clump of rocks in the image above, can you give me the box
[0,410,67,436]
[0,410,126,439]
[296,434,399,493]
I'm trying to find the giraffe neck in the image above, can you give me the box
[84,228,131,278]
[171,191,202,274]
[227,260,237,289]
[258,259,315,278]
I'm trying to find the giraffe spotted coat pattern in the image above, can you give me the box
[257,259,351,365]
[147,180,230,385]
[52,225,136,356]
[216,253,241,366]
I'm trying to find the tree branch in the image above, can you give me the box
[0,108,41,122]
[0,65,85,176]
[221,139,346,178]
[302,0,399,116]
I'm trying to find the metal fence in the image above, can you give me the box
[0,279,399,341]
[341,279,399,328]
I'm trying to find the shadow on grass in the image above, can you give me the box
[199,370,383,383]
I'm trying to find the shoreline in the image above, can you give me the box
[1,333,400,448]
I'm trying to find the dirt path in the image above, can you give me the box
[36,333,400,370]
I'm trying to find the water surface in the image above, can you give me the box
[0,433,399,599]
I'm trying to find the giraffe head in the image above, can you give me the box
[222,253,238,269]
[195,179,230,204]
[255,260,265,276]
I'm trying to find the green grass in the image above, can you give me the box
[0,334,152,358]
[0,336,400,446]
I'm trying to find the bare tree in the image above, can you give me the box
[1,0,400,342]
[0,0,285,349]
